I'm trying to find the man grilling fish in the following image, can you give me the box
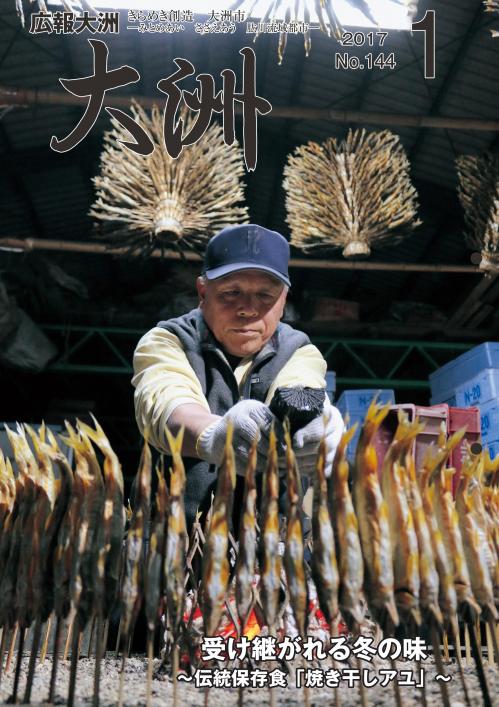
[132,223,344,529]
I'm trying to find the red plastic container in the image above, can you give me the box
[447,406,481,496]
[372,404,449,476]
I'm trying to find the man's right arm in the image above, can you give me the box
[132,327,278,470]
[132,327,219,456]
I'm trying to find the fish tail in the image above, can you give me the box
[364,400,391,430]
[446,427,467,454]
[76,416,112,454]
[165,426,185,459]
[338,423,358,456]
[60,422,88,456]
[24,423,43,458]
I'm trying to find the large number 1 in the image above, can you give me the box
[412,10,436,80]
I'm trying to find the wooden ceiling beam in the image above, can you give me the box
[1,85,499,132]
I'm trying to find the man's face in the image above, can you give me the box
[197,269,288,357]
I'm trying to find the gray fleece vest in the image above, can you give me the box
[157,308,310,530]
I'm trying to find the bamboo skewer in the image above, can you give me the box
[466,615,493,707]
[0,625,8,686]
[5,623,18,674]
[48,615,63,703]
[452,624,471,707]
[92,614,105,707]
[24,617,42,704]
[464,623,472,665]
[40,615,52,663]
[67,616,81,707]
[10,624,25,704]
[146,629,154,707]
[431,623,451,707]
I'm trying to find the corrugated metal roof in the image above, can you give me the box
[0,0,498,315]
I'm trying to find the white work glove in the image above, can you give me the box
[289,397,345,478]
[197,399,280,475]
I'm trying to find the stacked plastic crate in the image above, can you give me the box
[335,389,395,462]
[429,342,499,456]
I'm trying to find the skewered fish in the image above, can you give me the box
[145,462,169,634]
[329,424,364,632]
[381,412,422,629]
[164,427,188,642]
[259,426,282,630]
[404,443,442,628]
[235,438,258,629]
[283,423,309,637]
[419,440,459,635]
[428,427,481,622]
[352,401,399,632]
[120,439,151,644]
[78,417,126,616]
[201,424,236,636]
[456,450,498,623]
[311,433,339,628]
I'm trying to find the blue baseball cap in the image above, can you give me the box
[203,224,291,287]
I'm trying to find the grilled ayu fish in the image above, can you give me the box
[381,411,422,628]
[77,417,126,616]
[201,424,236,637]
[352,401,399,632]
[429,427,481,622]
[0,453,16,575]
[164,427,188,641]
[8,425,45,628]
[311,433,339,628]
[29,428,73,623]
[120,439,151,640]
[329,424,364,632]
[456,450,498,623]
[0,451,15,531]
[479,451,499,608]
[63,424,105,628]
[283,424,309,637]
[145,463,168,634]
[260,426,282,629]
[235,437,258,629]
[405,447,442,628]
[419,440,459,633]
[0,425,38,628]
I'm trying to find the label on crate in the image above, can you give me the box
[480,403,499,439]
[456,368,499,408]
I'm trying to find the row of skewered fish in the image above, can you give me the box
[0,403,497,706]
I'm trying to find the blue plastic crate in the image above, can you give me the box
[479,398,499,440]
[336,389,395,418]
[455,368,499,408]
[430,394,457,407]
[429,342,499,404]
[486,439,499,460]
[325,370,336,403]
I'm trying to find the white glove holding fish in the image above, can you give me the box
[197,399,279,475]
[291,397,345,478]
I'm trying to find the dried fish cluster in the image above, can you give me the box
[283,129,421,258]
[231,0,418,62]
[0,406,498,707]
[456,153,499,274]
[90,102,249,257]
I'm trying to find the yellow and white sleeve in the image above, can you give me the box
[132,326,210,453]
